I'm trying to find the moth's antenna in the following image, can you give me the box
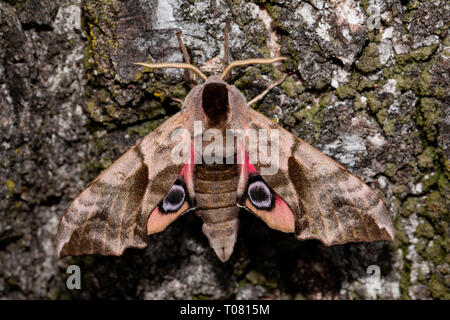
[220,57,287,80]
[134,62,208,81]
[223,20,231,76]
[176,30,197,87]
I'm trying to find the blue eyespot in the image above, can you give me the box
[160,182,185,213]
[247,180,273,210]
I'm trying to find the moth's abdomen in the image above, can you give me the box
[194,163,239,262]
[194,163,238,216]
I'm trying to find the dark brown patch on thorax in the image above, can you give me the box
[202,83,230,127]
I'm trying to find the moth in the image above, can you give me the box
[56,23,394,262]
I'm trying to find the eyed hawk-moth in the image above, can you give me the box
[56,24,394,263]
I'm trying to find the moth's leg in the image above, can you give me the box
[163,88,184,106]
[247,73,288,106]
[222,20,231,82]
[176,31,197,88]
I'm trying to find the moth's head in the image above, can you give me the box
[134,58,285,129]
[134,23,286,128]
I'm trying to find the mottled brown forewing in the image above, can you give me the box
[56,110,191,257]
[239,107,394,245]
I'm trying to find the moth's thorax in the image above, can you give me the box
[194,163,239,262]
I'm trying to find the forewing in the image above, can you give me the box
[239,108,394,245]
[56,110,195,257]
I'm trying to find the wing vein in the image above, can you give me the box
[90,191,114,254]
[340,181,371,239]
[75,192,102,255]
[103,188,122,254]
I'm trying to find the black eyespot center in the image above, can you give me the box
[249,183,270,202]
[160,180,186,213]
[247,177,273,210]
[165,185,184,205]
